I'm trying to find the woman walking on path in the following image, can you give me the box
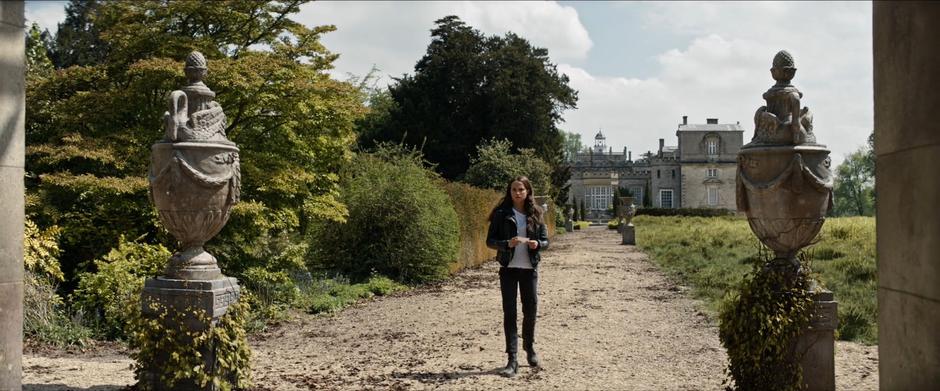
[486,176,550,378]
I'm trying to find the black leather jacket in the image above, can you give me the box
[486,205,550,269]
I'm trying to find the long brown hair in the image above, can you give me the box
[490,176,544,231]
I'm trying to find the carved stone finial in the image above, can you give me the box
[773,50,795,69]
[184,51,208,84]
[749,50,817,146]
[163,51,227,143]
[771,50,797,84]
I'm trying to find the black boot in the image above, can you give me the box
[499,353,518,378]
[526,348,540,368]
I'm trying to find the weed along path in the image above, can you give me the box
[23,226,878,390]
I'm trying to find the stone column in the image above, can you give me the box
[0,1,24,390]
[874,3,940,388]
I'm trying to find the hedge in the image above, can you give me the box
[444,182,502,273]
[635,207,735,217]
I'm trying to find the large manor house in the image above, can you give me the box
[567,116,744,219]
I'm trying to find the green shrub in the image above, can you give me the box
[719,267,814,390]
[363,275,408,296]
[24,217,64,281]
[308,144,459,284]
[636,207,734,217]
[23,215,90,346]
[302,276,406,314]
[72,238,170,338]
[239,267,300,326]
[24,271,92,346]
[462,138,552,196]
[554,204,567,229]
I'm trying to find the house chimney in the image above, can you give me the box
[623,147,627,160]
[706,118,718,124]
[682,115,688,125]
[659,138,664,152]
[628,151,632,161]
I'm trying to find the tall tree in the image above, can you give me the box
[26,0,363,288]
[561,130,585,162]
[25,22,54,75]
[463,138,552,197]
[833,147,875,216]
[50,0,108,69]
[362,16,577,182]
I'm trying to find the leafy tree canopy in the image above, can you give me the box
[561,130,585,162]
[832,136,875,217]
[463,138,553,198]
[360,15,577,185]
[27,0,364,288]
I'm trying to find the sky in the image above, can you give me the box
[25,1,873,167]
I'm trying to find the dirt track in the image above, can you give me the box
[23,227,878,390]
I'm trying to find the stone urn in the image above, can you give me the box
[736,50,837,391]
[736,50,833,274]
[148,51,240,281]
[142,51,242,391]
[618,196,636,245]
[618,196,636,226]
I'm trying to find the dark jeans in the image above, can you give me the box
[499,267,538,354]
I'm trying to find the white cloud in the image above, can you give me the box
[18,1,872,169]
[24,1,67,34]
[566,1,873,168]
[296,1,590,86]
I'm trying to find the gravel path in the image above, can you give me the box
[22,227,878,390]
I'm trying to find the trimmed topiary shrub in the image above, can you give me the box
[308,144,460,284]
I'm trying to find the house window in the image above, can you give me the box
[707,168,718,178]
[657,170,661,179]
[708,187,719,206]
[672,169,676,178]
[707,139,719,155]
[659,189,674,209]
[588,186,613,211]
[631,186,644,205]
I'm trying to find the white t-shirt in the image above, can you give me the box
[508,208,533,269]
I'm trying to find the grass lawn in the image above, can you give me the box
[634,215,877,344]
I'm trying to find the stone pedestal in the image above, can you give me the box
[797,289,837,391]
[621,224,635,245]
[0,2,24,390]
[140,277,240,390]
[564,220,573,232]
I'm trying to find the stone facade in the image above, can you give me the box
[568,117,744,219]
